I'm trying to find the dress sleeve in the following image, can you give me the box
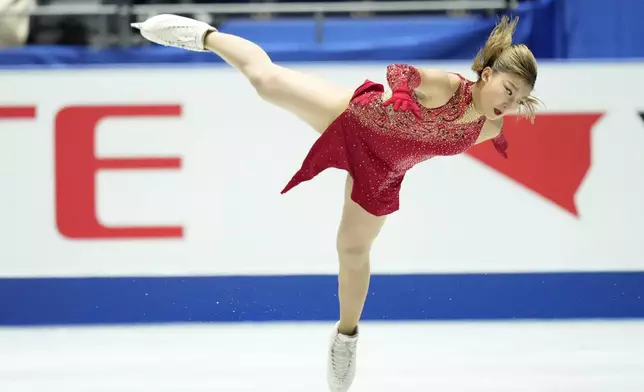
[491,133,509,159]
[386,64,422,92]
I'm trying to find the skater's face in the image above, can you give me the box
[478,67,532,120]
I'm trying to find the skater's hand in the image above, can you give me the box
[383,89,422,119]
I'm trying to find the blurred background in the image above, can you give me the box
[0,0,643,59]
[1,1,644,391]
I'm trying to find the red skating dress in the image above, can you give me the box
[281,64,507,216]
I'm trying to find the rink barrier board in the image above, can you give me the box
[1,63,644,326]
[1,272,643,326]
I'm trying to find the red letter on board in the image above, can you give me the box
[55,105,183,239]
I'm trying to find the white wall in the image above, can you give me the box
[1,62,643,278]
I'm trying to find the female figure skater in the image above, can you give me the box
[132,14,539,392]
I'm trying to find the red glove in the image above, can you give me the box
[383,89,422,119]
[384,64,423,119]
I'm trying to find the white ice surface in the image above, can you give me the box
[1,321,643,392]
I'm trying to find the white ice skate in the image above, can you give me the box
[327,322,359,392]
[131,14,217,52]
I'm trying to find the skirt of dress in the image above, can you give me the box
[281,79,404,216]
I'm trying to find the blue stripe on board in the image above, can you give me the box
[1,272,643,326]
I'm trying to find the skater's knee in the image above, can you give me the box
[246,65,282,99]
[336,232,372,267]
[337,241,370,258]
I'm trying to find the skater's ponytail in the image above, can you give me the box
[471,15,517,77]
[472,15,540,122]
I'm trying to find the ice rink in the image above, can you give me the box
[2,320,643,392]
[2,1,644,392]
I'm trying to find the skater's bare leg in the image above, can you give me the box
[336,176,386,335]
[204,32,352,134]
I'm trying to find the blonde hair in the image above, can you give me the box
[472,15,540,122]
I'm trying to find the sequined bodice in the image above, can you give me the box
[345,75,486,172]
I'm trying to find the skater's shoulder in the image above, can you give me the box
[415,68,462,98]
[416,68,452,88]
